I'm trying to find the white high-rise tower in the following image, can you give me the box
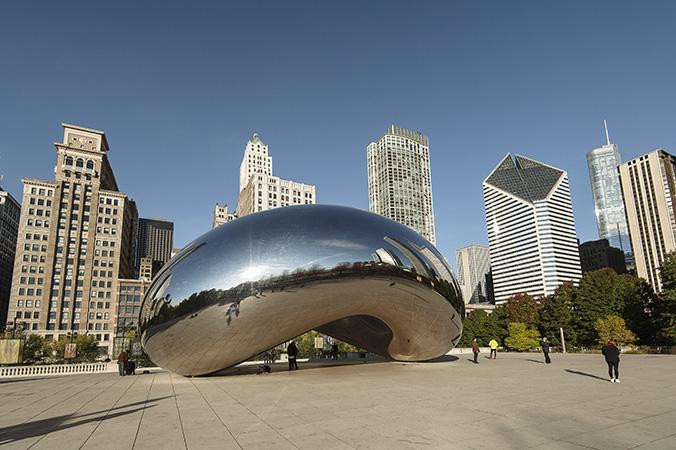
[483,154,582,303]
[367,125,436,244]
[239,133,272,192]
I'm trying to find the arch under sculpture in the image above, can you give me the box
[139,205,464,376]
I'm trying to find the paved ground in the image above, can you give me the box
[0,353,674,450]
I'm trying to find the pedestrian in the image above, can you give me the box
[601,340,621,383]
[488,338,498,359]
[540,337,551,364]
[331,343,339,360]
[471,338,480,364]
[117,350,128,376]
[287,341,299,371]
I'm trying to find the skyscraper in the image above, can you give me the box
[455,245,493,304]
[483,154,582,303]
[0,188,21,330]
[586,121,632,263]
[6,124,138,353]
[618,149,676,292]
[135,218,173,279]
[235,133,316,217]
[212,203,236,228]
[367,125,436,244]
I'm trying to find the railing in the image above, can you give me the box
[0,362,116,378]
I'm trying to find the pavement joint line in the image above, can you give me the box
[26,375,126,449]
[187,377,243,449]
[169,373,188,450]
[629,431,676,449]
[0,375,109,438]
[207,378,300,449]
[0,375,92,418]
[131,373,156,450]
[78,375,141,450]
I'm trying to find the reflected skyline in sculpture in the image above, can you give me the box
[139,205,463,376]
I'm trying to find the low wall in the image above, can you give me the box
[0,362,117,378]
[447,347,491,355]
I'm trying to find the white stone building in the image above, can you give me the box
[483,154,582,303]
[212,203,236,228]
[367,125,436,244]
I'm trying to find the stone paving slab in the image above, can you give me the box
[0,353,674,449]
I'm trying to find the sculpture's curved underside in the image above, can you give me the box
[139,205,464,376]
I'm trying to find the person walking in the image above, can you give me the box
[540,337,551,364]
[488,339,498,359]
[331,343,339,360]
[117,350,128,376]
[471,338,480,364]
[287,341,299,371]
[601,340,621,383]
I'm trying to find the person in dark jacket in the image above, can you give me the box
[471,338,480,364]
[601,340,621,383]
[117,350,128,376]
[287,341,299,371]
[540,337,551,364]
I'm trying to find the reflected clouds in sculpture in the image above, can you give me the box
[139,205,464,376]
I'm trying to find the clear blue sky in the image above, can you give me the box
[2,1,676,268]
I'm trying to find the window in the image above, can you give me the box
[65,156,73,166]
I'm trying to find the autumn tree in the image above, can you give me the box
[504,322,541,351]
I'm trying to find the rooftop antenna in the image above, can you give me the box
[604,120,611,146]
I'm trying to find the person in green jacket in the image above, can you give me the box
[488,339,499,359]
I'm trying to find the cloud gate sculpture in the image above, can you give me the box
[139,205,464,376]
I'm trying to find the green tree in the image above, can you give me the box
[504,322,541,351]
[573,269,623,346]
[22,334,47,364]
[504,293,541,328]
[615,274,658,345]
[657,253,676,345]
[72,335,100,363]
[595,315,636,345]
[539,282,577,347]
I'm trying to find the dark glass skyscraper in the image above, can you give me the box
[135,218,173,279]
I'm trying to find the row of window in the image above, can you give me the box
[64,156,95,170]
[28,187,54,196]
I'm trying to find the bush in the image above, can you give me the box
[505,322,541,351]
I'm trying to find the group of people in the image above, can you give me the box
[469,337,623,383]
[116,350,136,376]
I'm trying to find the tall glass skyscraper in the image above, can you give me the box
[586,122,632,265]
[367,125,436,244]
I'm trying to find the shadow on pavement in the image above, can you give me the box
[425,355,459,363]
[525,359,545,364]
[0,376,67,384]
[0,396,174,444]
[564,369,608,381]
[209,358,387,377]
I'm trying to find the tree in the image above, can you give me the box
[504,293,541,328]
[539,282,577,347]
[573,269,623,346]
[458,310,491,347]
[595,315,636,345]
[22,334,47,364]
[504,322,541,351]
[615,274,658,345]
[657,252,676,345]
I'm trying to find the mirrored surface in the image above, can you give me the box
[139,205,464,376]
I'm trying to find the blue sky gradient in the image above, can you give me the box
[1,1,676,268]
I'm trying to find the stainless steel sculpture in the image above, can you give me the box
[139,205,464,376]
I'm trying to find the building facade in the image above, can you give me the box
[455,244,493,304]
[239,133,272,193]
[6,124,138,354]
[483,154,582,303]
[579,239,627,274]
[236,174,315,217]
[116,278,147,336]
[618,149,676,292]
[586,123,632,264]
[0,188,21,330]
[235,133,316,218]
[212,203,237,228]
[367,125,436,244]
[135,218,173,279]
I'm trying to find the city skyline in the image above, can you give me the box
[2,2,676,271]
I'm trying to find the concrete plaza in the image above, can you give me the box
[0,353,674,450]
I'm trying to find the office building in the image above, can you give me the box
[0,188,21,330]
[579,238,627,274]
[6,124,138,354]
[483,154,582,303]
[135,218,173,279]
[586,121,632,264]
[618,149,676,292]
[212,203,236,228]
[455,245,493,304]
[367,125,436,244]
[116,278,147,335]
[235,133,316,217]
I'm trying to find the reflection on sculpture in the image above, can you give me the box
[139,205,464,376]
